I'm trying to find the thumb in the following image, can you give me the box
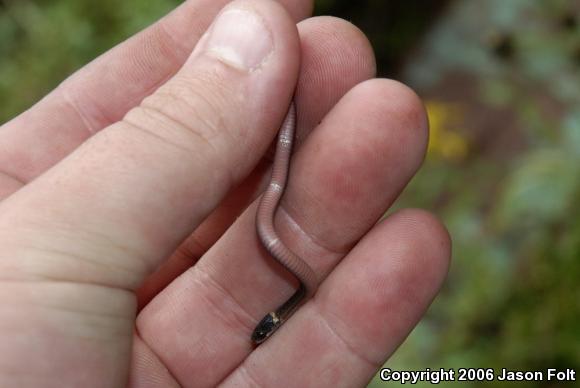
[0,0,299,290]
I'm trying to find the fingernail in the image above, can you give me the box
[203,7,274,71]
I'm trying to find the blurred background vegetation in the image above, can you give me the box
[1,0,579,386]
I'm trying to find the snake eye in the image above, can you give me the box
[251,312,281,344]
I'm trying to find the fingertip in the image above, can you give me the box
[294,16,376,134]
[346,78,429,169]
[355,79,428,137]
[387,208,452,286]
[298,16,376,77]
[186,0,300,72]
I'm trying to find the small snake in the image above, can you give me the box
[251,102,318,345]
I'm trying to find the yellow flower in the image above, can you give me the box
[425,100,469,162]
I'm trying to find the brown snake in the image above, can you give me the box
[251,102,318,344]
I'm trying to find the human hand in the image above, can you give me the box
[0,0,451,387]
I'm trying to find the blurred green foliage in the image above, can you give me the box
[0,0,180,122]
[375,1,580,386]
[1,1,579,387]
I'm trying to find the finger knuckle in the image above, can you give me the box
[125,69,237,155]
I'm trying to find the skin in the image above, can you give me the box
[0,0,451,387]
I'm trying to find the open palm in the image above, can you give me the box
[0,0,450,387]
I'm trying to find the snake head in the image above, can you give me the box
[251,312,281,344]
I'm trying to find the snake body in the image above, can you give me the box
[251,102,318,344]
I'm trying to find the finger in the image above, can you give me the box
[0,2,300,385]
[133,79,429,387]
[1,0,300,287]
[223,210,451,387]
[136,16,376,307]
[0,0,313,196]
